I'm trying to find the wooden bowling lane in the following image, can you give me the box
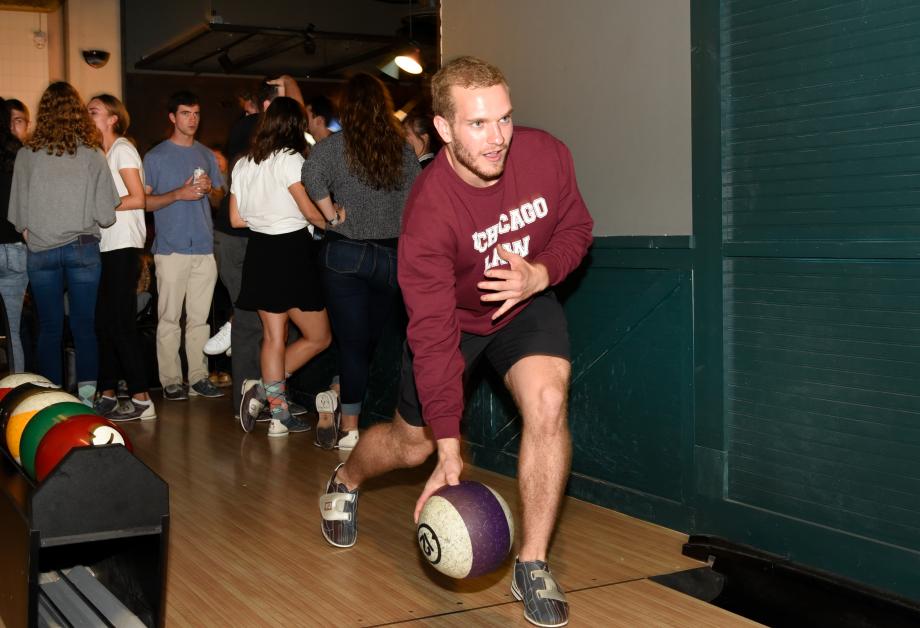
[386,580,763,627]
[115,394,751,627]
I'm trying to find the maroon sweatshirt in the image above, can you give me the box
[398,127,594,440]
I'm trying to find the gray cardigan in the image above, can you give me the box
[8,145,118,252]
[302,133,420,241]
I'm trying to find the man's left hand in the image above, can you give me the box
[194,173,212,196]
[478,247,549,320]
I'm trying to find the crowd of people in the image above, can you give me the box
[0,73,433,434]
[1,57,593,626]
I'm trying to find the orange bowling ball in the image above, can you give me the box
[34,415,132,482]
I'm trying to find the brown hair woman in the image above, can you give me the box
[301,73,421,450]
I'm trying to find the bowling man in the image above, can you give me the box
[319,56,593,627]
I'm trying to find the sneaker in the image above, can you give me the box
[189,378,224,398]
[239,379,265,432]
[267,414,311,438]
[226,345,232,357]
[268,418,288,438]
[511,559,569,628]
[282,414,311,433]
[163,384,188,401]
[288,400,308,416]
[204,321,232,355]
[319,463,358,548]
[314,390,339,450]
[336,429,359,451]
[93,396,119,416]
[109,399,157,422]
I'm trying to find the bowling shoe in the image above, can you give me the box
[319,462,359,547]
[511,558,569,627]
[313,390,340,449]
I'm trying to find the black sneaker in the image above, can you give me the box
[288,400,308,416]
[511,558,569,627]
[93,396,118,416]
[108,399,157,422]
[163,384,188,401]
[319,463,358,548]
[190,378,224,398]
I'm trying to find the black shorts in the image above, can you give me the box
[398,291,570,428]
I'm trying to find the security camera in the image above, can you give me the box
[82,49,110,69]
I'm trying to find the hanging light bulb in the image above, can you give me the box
[394,0,423,75]
[395,48,422,74]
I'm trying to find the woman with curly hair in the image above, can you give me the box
[302,73,420,450]
[8,82,118,402]
[231,96,334,437]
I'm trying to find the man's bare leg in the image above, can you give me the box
[504,355,571,562]
[334,412,436,490]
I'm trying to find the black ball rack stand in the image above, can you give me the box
[0,444,169,627]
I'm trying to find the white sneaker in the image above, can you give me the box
[268,418,289,438]
[337,429,359,450]
[204,321,232,355]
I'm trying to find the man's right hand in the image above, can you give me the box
[176,175,205,201]
[413,437,462,523]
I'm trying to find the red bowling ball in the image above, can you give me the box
[34,415,132,482]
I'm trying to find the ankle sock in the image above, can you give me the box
[265,380,291,421]
[78,381,97,407]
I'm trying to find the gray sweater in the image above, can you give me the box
[8,145,118,252]
[302,133,420,241]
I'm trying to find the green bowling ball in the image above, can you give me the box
[20,402,96,480]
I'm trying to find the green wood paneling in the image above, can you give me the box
[714,0,920,599]
[466,238,696,531]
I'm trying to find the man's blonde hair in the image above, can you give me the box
[431,56,507,121]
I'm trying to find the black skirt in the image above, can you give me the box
[236,227,324,313]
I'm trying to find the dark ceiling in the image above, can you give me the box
[133,10,438,81]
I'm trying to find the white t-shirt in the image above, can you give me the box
[100,137,147,252]
[230,149,311,235]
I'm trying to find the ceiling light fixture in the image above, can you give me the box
[395,47,422,74]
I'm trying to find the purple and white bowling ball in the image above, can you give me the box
[416,481,514,579]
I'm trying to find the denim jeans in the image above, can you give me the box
[321,238,399,415]
[0,242,29,372]
[27,239,101,385]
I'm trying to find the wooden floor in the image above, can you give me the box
[110,393,759,627]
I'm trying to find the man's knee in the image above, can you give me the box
[393,412,435,464]
[520,380,569,437]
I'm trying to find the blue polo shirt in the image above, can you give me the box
[143,139,224,255]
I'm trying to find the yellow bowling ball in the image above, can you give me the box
[5,390,81,463]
